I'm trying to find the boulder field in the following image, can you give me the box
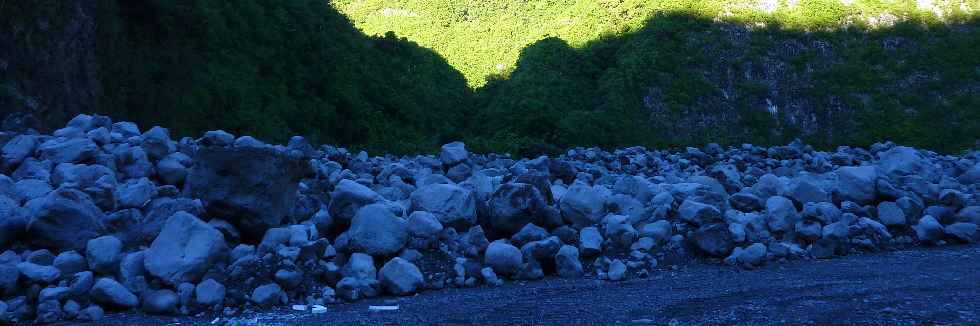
[0,114,977,323]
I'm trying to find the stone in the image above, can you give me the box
[275,269,303,290]
[1,135,37,170]
[439,142,469,166]
[200,130,235,147]
[489,183,546,235]
[36,298,63,323]
[250,283,284,308]
[37,137,98,164]
[730,191,764,212]
[945,223,978,243]
[876,201,907,227]
[554,245,583,278]
[579,227,603,257]
[409,183,477,230]
[378,257,424,295]
[90,278,138,308]
[481,267,503,286]
[86,235,123,274]
[348,204,408,257]
[406,211,443,239]
[608,259,627,281]
[184,146,310,238]
[485,241,523,276]
[638,220,672,245]
[53,251,87,276]
[786,178,829,205]
[328,179,383,221]
[195,279,227,307]
[77,305,104,321]
[118,251,148,294]
[737,243,767,266]
[69,271,94,297]
[24,187,105,251]
[912,215,944,245]
[511,223,549,248]
[689,224,734,257]
[16,262,60,283]
[765,196,799,234]
[141,289,178,314]
[559,184,606,229]
[114,178,157,209]
[144,212,227,286]
[802,202,842,224]
[835,166,877,205]
[678,199,722,226]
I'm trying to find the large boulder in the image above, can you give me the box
[378,257,424,296]
[559,184,606,229]
[37,137,99,164]
[24,187,105,251]
[484,241,523,276]
[144,212,226,286]
[183,146,310,238]
[876,201,907,227]
[409,184,477,230]
[689,223,734,257]
[439,142,469,166]
[678,199,722,226]
[835,166,876,205]
[328,179,383,221]
[875,146,939,182]
[0,195,24,247]
[90,278,138,308]
[348,204,408,257]
[912,215,944,245]
[1,135,37,170]
[765,196,799,234]
[489,183,546,235]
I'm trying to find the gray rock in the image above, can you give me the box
[521,236,562,263]
[485,241,522,276]
[410,183,477,230]
[69,271,94,297]
[144,212,226,286]
[39,286,71,302]
[12,157,51,182]
[328,179,383,221]
[24,187,105,251]
[579,227,603,257]
[559,184,606,229]
[0,195,24,247]
[406,211,443,238]
[77,305,104,321]
[952,206,980,225]
[141,289,178,314]
[200,130,235,147]
[554,245,583,278]
[336,276,380,302]
[26,249,55,265]
[156,153,188,186]
[177,282,195,308]
[876,201,907,227]
[275,269,303,289]
[912,215,944,245]
[53,251,87,276]
[802,202,842,224]
[342,253,377,280]
[836,166,877,205]
[378,257,424,295]
[195,279,226,307]
[678,199,722,226]
[348,204,408,257]
[90,278,138,308]
[140,126,174,161]
[184,146,310,238]
[689,224,734,257]
[250,283,284,308]
[876,146,938,182]
[608,259,627,281]
[786,178,829,205]
[737,243,767,266]
[1,135,37,170]
[37,137,98,164]
[36,298,63,323]
[511,223,549,248]
[86,235,123,274]
[765,196,799,234]
[16,262,60,283]
[729,191,764,212]
[638,220,672,245]
[489,183,546,235]
[439,142,469,166]
[114,178,157,209]
[945,223,978,243]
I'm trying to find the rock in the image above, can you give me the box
[53,251,87,276]
[876,146,938,182]
[638,220,672,245]
[348,204,408,257]
[336,276,379,302]
[802,202,842,225]
[559,184,606,229]
[141,289,178,314]
[90,278,138,308]
[77,305,104,321]
[156,153,188,186]
[1,135,37,170]
[184,146,310,238]
[140,126,174,161]
[554,245,583,278]
[195,279,226,307]
[945,223,978,243]
[406,211,443,239]
[912,215,944,245]
[24,187,105,251]
[835,166,876,205]
[489,183,546,235]
[39,286,70,302]
[86,235,123,274]
[481,267,503,286]
[439,142,468,166]
[378,257,424,295]
[37,137,98,164]
[328,179,383,221]
[200,130,235,147]
[786,178,829,205]
[579,227,603,257]
[485,241,523,276]
[16,262,60,283]
[952,206,980,225]
[689,224,734,257]
[603,216,638,248]
[608,259,627,281]
[144,212,227,286]
[26,249,55,265]
[737,243,767,266]
[511,223,549,248]
[36,299,63,323]
[275,269,303,289]
[63,300,82,319]
[765,196,799,234]
[114,178,157,209]
[729,191,764,212]
[118,251,148,294]
[876,201,907,227]
[678,199,722,226]
[409,184,477,230]
[69,271,94,297]
[250,283,284,308]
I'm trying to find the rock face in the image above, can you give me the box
[348,204,408,257]
[24,187,105,251]
[144,212,226,286]
[183,146,310,239]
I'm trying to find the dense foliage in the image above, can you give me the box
[3,0,978,156]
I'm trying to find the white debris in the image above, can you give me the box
[369,305,399,311]
[311,305,328,314]
[291,304,308,311]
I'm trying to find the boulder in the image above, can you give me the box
[348,204,408,257]
[876,146,938,182]
[141,289,178,314]
[53,251,87,276]
[554,245,583,278]
[250,283,284,308]
[511,223,549,248]
[559,184,606,229]
[689,223,734,257]
[765,196,799,234]
[144,212,226,286]
[439,142,469,166]
[114,178,157,209]
[85,235,123,274]
[485,241,523,276]
[876,201,907,227]
[90,278,138,308]
[912,215,944,245]
[24,187,105,251]
[835,166,876,205]
[37,137,99,164]
[409,184,477,230]
[1,135,37,170]
[328,179,383,221]
[17,262,60,283]
[184,146,310,238]
[678,199,722,226]
[378,257,424,295]
[945,223,978,243]
[489,183,546,235]
[195,279,226,307]
[407,211,443,239]
[578,227,603,257]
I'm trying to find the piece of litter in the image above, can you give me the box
[210,318,220,324]
[369,305,399,311]
[292,304,308,311]
[312,305,328,314]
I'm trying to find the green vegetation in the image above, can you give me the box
[3,0,978,156]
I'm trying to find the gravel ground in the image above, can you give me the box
[91,244,980,326]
